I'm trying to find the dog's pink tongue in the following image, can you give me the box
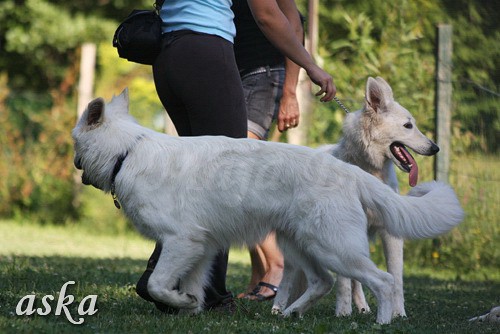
[402,149,418,187]
[409,160,418,187]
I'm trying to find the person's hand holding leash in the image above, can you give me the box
[305,64,336,102]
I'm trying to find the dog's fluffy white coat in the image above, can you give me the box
[72,89,464,324]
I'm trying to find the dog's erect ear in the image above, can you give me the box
[120,87,129,100]
[110,87,130,114]
[365,77,394,112]
[86,97,105,126]
[374,77,393,96]
[117,87,129,104]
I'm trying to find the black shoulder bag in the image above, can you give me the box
[112,0,166,65]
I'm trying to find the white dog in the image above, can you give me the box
[318,77,439,318]
[72,89,463,324]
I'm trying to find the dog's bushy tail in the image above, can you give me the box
[360,179,464,239]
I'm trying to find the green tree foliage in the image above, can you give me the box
[0,1,163,222]
[0,0,117,92]
[442,0,500,152]
[0,73,76,223]
[305,0,498,153]
[0,0,140,222]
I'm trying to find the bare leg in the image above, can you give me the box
[247,232,284,300]
[237,246,267,298]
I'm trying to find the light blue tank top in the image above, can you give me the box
[160,0,236,43]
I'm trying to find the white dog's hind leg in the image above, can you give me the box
[272,262,298,315]
[343,256,395,324]
[282,267,333,317]
[147,235,205,311]
[380,229,406,317]
[281,253,334,317]
[337,232,371,316]
[272,234,309,315]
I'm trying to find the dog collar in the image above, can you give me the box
[110,152,128,209]
[109,134,145,209]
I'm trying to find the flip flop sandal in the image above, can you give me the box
[247,281,279,301]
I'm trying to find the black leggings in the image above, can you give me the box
[152,31,247,307]
[153,30,247,137]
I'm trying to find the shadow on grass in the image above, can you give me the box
[1,255,499,333]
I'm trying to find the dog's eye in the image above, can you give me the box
[404,122,413,129]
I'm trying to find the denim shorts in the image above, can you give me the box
[241,65,285,139]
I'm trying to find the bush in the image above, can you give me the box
[0,76,77,223]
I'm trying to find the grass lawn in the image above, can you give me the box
[0,221,499,334]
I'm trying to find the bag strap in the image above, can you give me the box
[154,0,166,12]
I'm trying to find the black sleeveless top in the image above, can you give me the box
[232,0,284,71]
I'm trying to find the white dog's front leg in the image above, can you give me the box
[355,263,395,324]
[380,229,406,317]
[352,280,371,314]
[147,236,204,311]
[177,250,217,314]
[148,271,199,310]
[335,275,353,316]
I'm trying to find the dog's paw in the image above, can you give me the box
[335,307,353,317]
[392,309,407,318]
[357,305,371,314]
[335,293,353,317]
[164,291,199,310]
[271,306,282,316]
[281,307,304,319]
[178,305,203,315]
[181,292,199,309]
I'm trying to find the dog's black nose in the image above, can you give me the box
[430,142,440,155]
[74,157,82,170]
